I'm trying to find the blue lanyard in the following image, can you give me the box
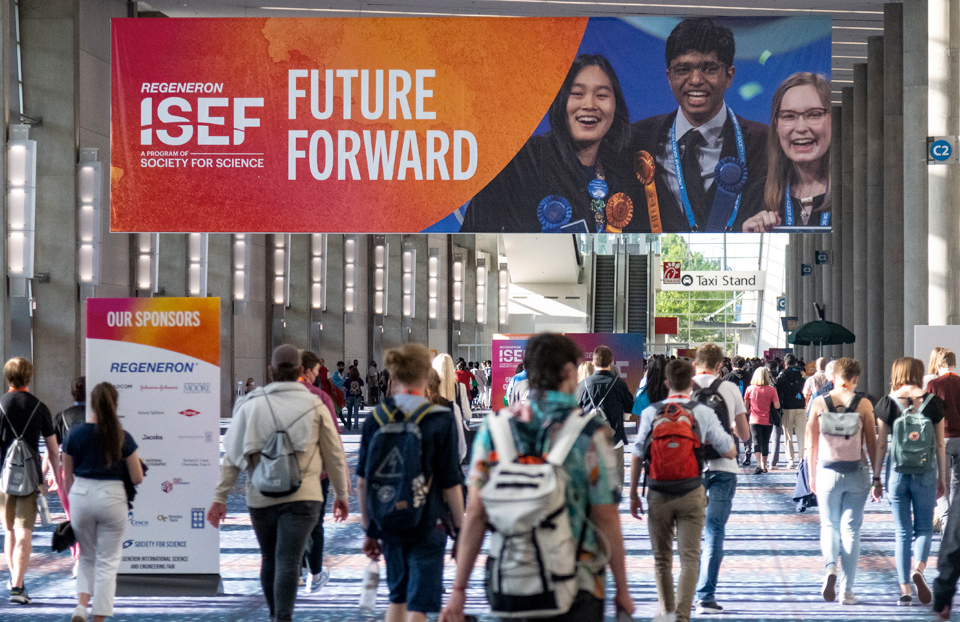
[669,104,745,232]
[784,183,830,227]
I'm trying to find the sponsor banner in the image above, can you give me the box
[111,16,831,234]
[660,269,765,291]
[491,333,644,408]
[86,298,220,575]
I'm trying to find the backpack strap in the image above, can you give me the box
[370,402,396,426]
[918,393,936,414]
[709,377,724,392]
[546,408,594,466]
[587,378,617,412]
[487,409,518,464]
[0,399,41,441]
[822,394,835,412]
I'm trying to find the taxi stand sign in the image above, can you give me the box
[928,136,959,164]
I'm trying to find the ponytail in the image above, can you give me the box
[91,382,124,468]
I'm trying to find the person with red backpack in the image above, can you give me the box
[629,359,736,622]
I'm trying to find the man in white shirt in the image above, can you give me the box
[630,358,736,622]
[691,343,749,615]
[803,357,829,405]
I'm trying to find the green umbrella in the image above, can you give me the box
[787,320,856,356]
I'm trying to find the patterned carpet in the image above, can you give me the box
[0,416,952,621]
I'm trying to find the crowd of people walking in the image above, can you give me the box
[9,337,960,621]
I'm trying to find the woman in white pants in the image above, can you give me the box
[63,383,143,622]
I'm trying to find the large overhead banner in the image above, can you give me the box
[112,16,831,234]
[86,297,221,575]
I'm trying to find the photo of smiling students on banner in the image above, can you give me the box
[455,15,831,234]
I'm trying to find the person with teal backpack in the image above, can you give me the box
[873,357,948,606]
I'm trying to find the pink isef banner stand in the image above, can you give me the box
[491,333,645,407]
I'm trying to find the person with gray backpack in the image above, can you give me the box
[0,356,59,605]
[806,357,880,607]
[209,345,350,622]
[873,357,948,606]
[440,333,633,622]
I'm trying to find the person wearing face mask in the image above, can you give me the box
[461,54,649,234]
[631,17,769,233]
[742,72,832,232]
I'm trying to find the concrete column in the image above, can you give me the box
[904,0,929,353]
[841,87,856,359]
[852,65,868,367]
[884,4,905,386]
[320,235,346,369]
[830,106,843,359]
[866,37,885,396]
[283,234,309,350]
[802,234,815,360]
[208,235,234,418]
[233,235,269,389]
[382,234,404,355]
[158,234,186,297]
[406,235,430,346]
[928,0,960,327]
[22,0,79,406]
[785,238,798,321]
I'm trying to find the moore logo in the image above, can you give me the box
[161,481,174,493]
[179,409,200,417]
[184,383,211,394]
[142,434,163,441]
[123,540,134,549]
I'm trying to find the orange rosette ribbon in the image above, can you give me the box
[605,193,634,233]
[635,150,661,233]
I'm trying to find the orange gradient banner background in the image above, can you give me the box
[111,17,588,232]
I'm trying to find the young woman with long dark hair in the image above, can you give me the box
[63,382,143,622]
[461,54,649,233]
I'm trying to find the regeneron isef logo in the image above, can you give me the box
[179,409,200,417]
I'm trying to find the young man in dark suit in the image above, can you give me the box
[631,18,769,233]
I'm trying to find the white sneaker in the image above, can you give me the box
[306,570,329,593]
[841,592,858,605]
[71,604,89,622]
[788,460,797,469]
[652,613,677,622]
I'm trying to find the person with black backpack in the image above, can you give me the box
[441,333,632,622]
[0,357,59,605]
[50,375,87,573]
[209,345,350,622]
[691,343,750,616]
[576,345,635,495]
[776,354,808,470]
[630,358,737,622]
[723,356,753,466]
[358,343,465,622]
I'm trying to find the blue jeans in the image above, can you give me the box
[889,469,938,585]
[695,470,737,603]
[817,466,870,593]
[346,396,362,427]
